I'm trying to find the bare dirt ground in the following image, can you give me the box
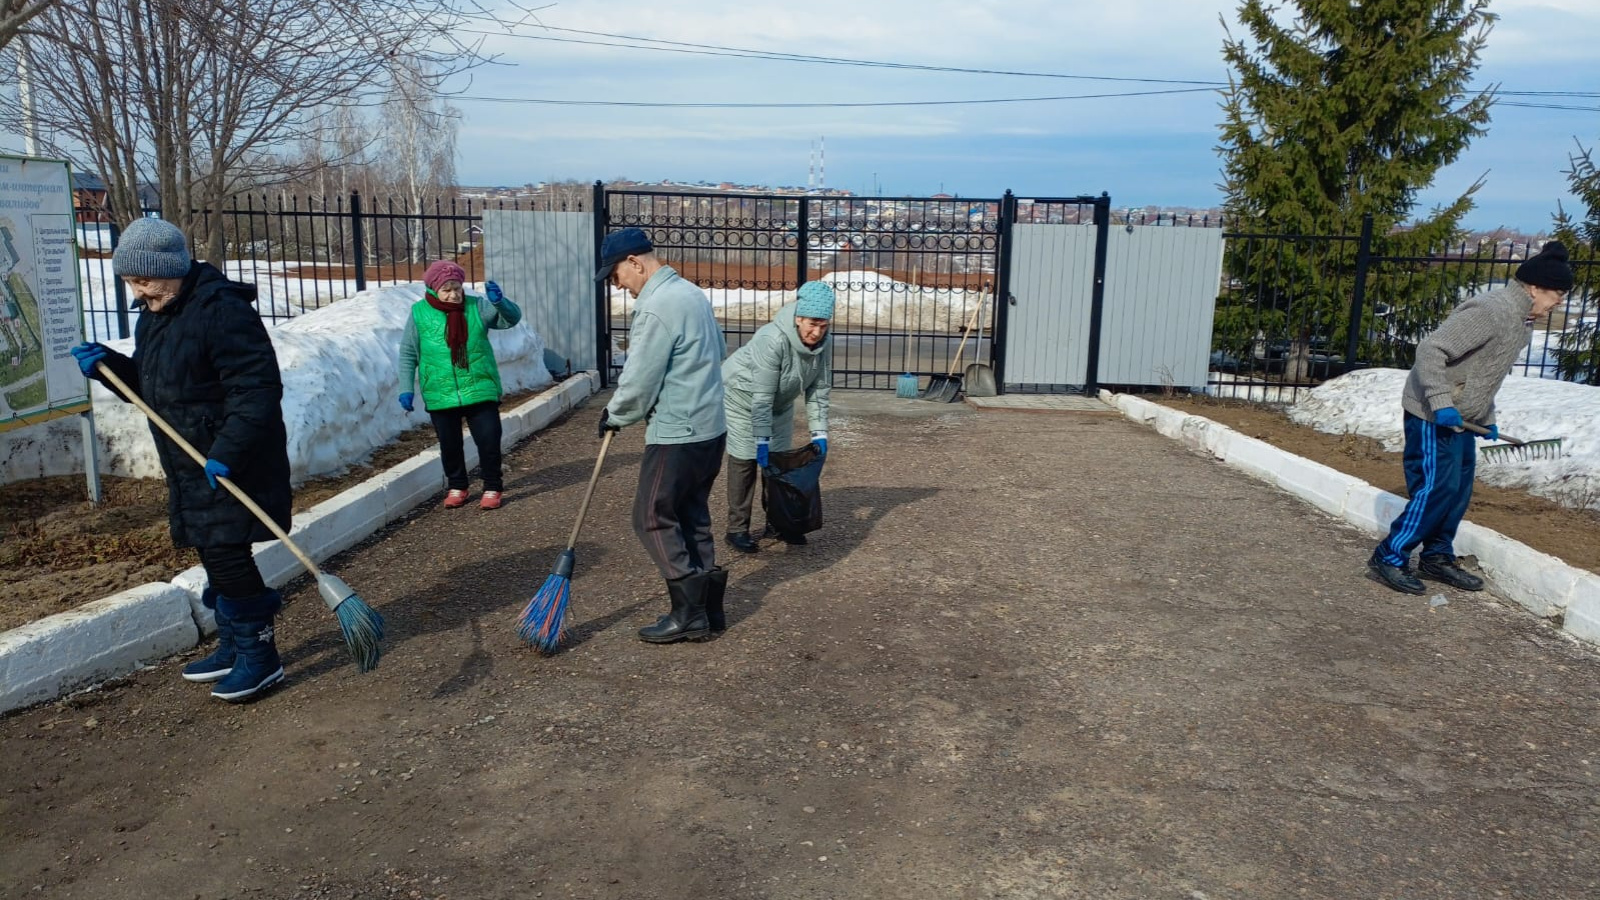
[2,391,1597,900]
[1156,394,1600,575]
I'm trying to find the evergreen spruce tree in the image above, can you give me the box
[1215,0,1496,380]
[1552,140,1600,383]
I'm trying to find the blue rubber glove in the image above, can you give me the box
[485,281,505,305]
[203,459,230,490]
[756,437,770,469]
[399,392,414,412]
[810,431,828,458]
[70,342,108,377]
[1478,423,1500,442]
[1434,407,1463,429]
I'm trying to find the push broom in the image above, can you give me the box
[516,430,614,654]
[95,364,385,672]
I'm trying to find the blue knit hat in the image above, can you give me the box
[795,281,835,320]
[113,218,191,279]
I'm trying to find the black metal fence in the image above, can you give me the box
[73,189,1599,402]
[74,191,587,341]
[1210,213,1600,400]
[598,189,1008,389]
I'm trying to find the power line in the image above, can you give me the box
[457,19,1596,112]
[457,87,1219,109]
[459,23,1227,86]
[1495,101,1600,112]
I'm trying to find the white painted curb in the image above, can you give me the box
[0,584,198,713]
[0,374,598,715]
[1103,390,1598,650]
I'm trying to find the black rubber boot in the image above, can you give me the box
[211,590,285,702]
[638,573,711,644]
[181,587,235,683]
[725,531,760,554]
[1368,549,1425,595]
[1419,556,1485,591]
[705,567,729,633]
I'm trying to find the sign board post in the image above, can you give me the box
[0,154,99,502]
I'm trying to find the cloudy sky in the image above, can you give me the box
[454,0,1599,233]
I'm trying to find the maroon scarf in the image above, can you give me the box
[426,290,469,368]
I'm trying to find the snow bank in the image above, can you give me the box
[1288,368,1600,512]
[1,282,552,487]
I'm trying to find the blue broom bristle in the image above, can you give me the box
[333,595,385,673]
[517,573,572,655]
[896,372,919,398]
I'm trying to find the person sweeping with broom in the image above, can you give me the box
[1367,240,1573,596]
[70,218,294,702]
[722,280,834,555]
[594,228,729,643]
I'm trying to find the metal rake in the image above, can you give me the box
[1462,422,1564,463]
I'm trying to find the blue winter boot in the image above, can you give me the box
[181,587,235,683]
[211,591,285,702]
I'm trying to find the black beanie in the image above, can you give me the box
[1515,241,1575,291]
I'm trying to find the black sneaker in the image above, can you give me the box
[1419,556,1485,592]
[1368,550,1425,595]
[725,531,760,554]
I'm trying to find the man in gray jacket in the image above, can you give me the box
[596,228,729,641]
[1368,241,1573,594]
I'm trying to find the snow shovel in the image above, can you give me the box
[920,303,981,402]
[962,290,997,398]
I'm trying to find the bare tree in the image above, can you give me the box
[0,0,500,264]
[379,58,459,263]
[0,0,54,51]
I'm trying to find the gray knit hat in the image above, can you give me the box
[112,218,191,279]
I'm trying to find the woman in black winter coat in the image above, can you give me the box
[72,217,292,703]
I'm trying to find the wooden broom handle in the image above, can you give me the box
[945,302,982,378]
[567,430,613,549]
[94,362,324,578]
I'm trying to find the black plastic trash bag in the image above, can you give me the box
[761,443,824,537]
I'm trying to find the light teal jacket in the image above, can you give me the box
[722,300,832,461]
[606,266,727,445]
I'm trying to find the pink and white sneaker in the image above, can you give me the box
[479,491,503,510]
[443,489,470,509]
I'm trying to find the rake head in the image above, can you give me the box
[1480,437,1564,463]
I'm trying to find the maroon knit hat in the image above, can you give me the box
[423,260,466,291]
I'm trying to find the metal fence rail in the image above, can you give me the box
[599,189,1006,390]
[1208,214,1600,401]
[74,191,585,341]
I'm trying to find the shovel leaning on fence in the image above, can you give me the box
[1461,421,1564,462]
[920,303,982,402]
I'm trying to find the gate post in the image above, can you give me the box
[796,195,810,287]
[349,190,367,293]
[592,180,611,388]
[108,219,130,339]
[991,190,1017,393]
[1344,212,1374,373]
[1083,193,1112,395]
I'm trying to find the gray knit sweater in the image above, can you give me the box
[1401,282,1533,426]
